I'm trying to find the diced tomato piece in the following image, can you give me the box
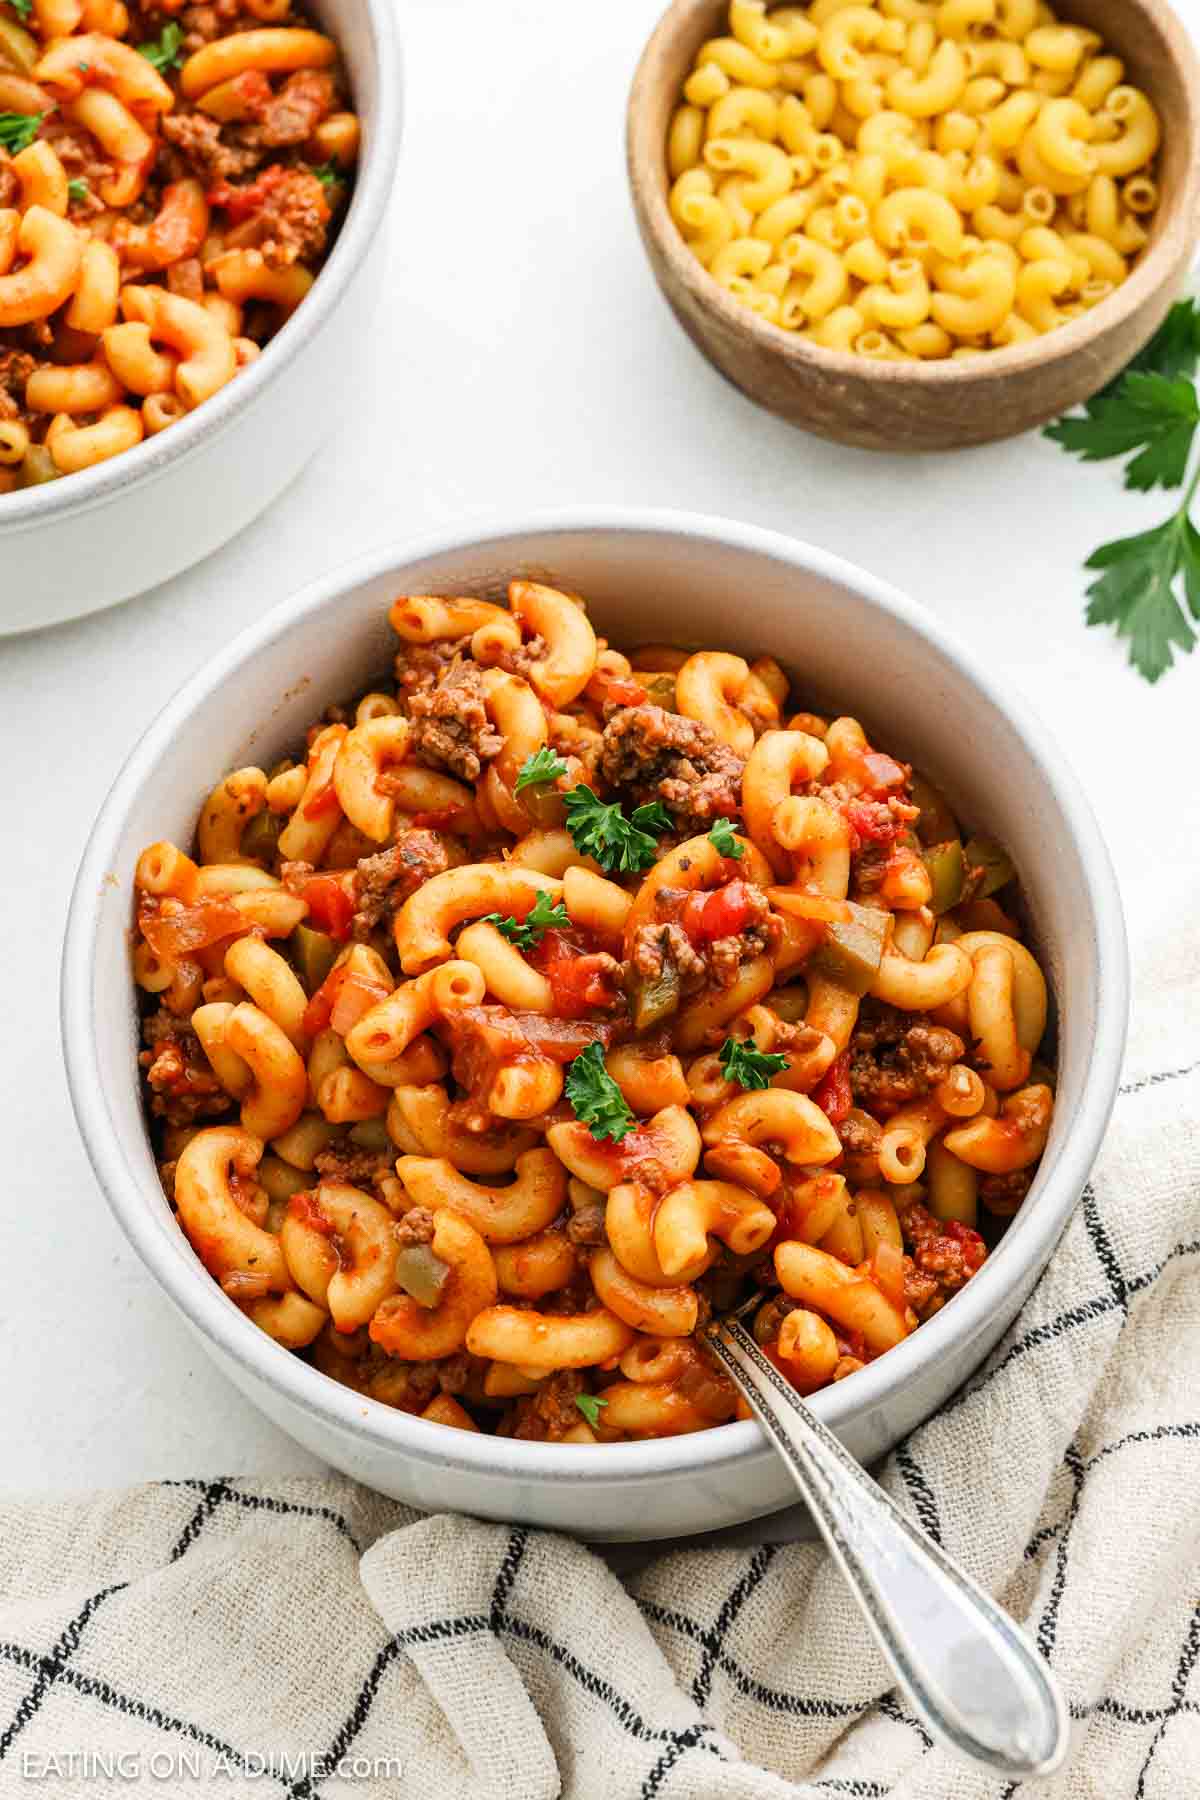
[301,953,389,1037]
[842,797,902,845]
[681,879,756,946]
[408,807,465,830]
[811,1050,852,1125]
[329,970,391,1036]
[298,873,355,941]
[601,676,648,707]
[301,963,349,1037]
[531,929,619,1018]
[207,159,286,221]
[513,1010,612,1061]
[586,668,648,709]
[138,894,243,962]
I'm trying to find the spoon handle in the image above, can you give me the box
[706,1316,1068,1779]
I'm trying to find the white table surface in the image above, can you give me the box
[2,0,1197,1495]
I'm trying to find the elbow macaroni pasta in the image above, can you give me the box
[134,582,1055,1441]
[0,0,359,496]
[666,0,1159,359]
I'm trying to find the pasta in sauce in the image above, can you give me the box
[132,583,1055,1443]
[0,0,358,489]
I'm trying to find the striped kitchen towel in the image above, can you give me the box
[0,910,1196,1799]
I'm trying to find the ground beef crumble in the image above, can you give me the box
[311,1143,393,1188]
[508,1369,586,1441]
[598,704,744,834]
[139,1007,233,1127]
[630,882,779,998]
[223,165,331,266]
[394,1206,435,1248]
[407,658,502,782]
[160,112,266,185]
[0,349,35,425]
[897,1198,984,1320]
[352,830,448,937]
[849,1001,964,1114]
[979,1169,1033,1216]
[631,919,708,997]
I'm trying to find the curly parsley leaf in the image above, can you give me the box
[565,1041,635,1143]
[67,177,89,204]
[708,817,744,859]
[0,111,44,155]
[1083,515,1197,684]
[718,1037,789,1092]
[514,745,569,794]
[575,1393,608,1429]
[1045,371,1200,493]
[137,21,184,72]
[482,890,570,951]
[8,0,32,19]
[563,785,671,873]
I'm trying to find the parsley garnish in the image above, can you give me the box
[0,111,44,155]
[514,745,569,794]
[575,1393,608,1429]
[1046,371,1199,492]
[9,0,32,19]
[564,1041,636,1143]
[67,178,88,204]
[482,890,570,951]
[312,159,344,194]
[718,1037,789,1091]
[1045,299,1200,682]
[563,785,671,873]
[708,817,744,859]
[137,22,184,72]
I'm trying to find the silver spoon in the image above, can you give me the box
[704,1305,1069,1779]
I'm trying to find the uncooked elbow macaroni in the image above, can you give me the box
[134,581,1055,1441]
[0,0,360,498]
[666,0,1160,359]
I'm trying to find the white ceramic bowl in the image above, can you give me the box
[0,0,402,637]
[62,511,1129,1541]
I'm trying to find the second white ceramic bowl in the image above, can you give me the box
[0,0,402,636]
[62,511,1128,1540]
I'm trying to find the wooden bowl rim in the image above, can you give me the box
[626,0,1200,389]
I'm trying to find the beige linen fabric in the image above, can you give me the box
[0,915,1196,1799]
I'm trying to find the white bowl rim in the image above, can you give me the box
[62,506,1129,1491]
[0,0,402,534]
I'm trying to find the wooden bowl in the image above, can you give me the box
[627,0,1200,450]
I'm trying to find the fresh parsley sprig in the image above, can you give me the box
[137,21,184,72]
[0,111,44,155]
[1046,299,1200,683]
[708,817,743,859]
[514,745,569,794]
[564,1041,635,1143]
[575,1393,608,1429]
[67,177,88,204]
[482,890,569,951]
[718,1037,789,1092]
[8,0,32,19]
[563,785,671,873]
